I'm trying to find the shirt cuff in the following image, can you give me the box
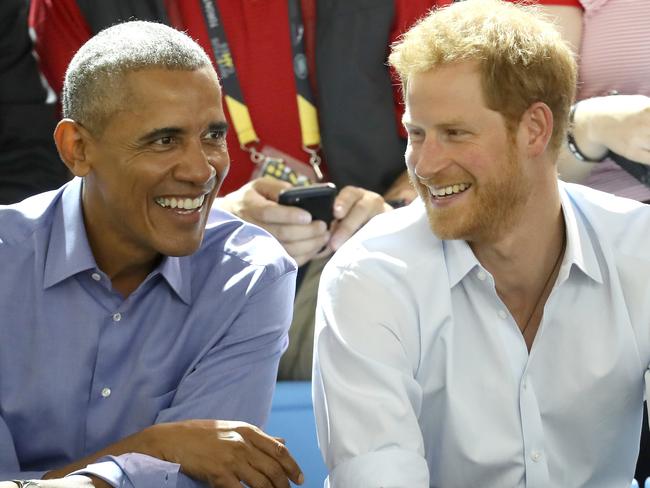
[68,458,124,487]
[70,454,180,488]
[326,448,429,488]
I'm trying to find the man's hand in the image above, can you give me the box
[573,94,650,165]
[325,186,392,252]
[217,178,393,263]
[146,420,303,488]
[217,177,330,266]
[42,419,303,488]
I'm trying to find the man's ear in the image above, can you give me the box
[520,102,554,158]
[53,119,93,177]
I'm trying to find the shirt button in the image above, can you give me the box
[101,387,112,398]
[112,312,122,322]
[530,450,542,462]
[498,310,508,319]
[476,270,487,281]
[91,272,101,281]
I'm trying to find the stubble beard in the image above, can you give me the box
[412,147,531,243]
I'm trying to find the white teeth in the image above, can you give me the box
[155,194,206,210]
[431,183,469,197]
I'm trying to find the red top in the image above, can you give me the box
[29,0,440,193]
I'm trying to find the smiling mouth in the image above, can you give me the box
[429,183,471,199]
[154,194,207,212]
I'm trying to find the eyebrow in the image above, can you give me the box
[208,121,229,134]
[137,127,184,144]
[137,121,228,144]
[402,118,468,129]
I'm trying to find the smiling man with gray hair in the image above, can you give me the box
[0,21,302,488]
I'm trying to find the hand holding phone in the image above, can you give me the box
[278,183,337,227]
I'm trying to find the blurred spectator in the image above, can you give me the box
[539,0,650,202]
[0,0,69,204]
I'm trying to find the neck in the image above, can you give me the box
[84,222,161,299]
[470,183,565,350]
[470,181,563,296]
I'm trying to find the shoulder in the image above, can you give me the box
[324,199,444,282]
[0,189,61,247]
[564,182,650,257]
[198,207,297,280]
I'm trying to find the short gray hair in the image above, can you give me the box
[62,20,213,133]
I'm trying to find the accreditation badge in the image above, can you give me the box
[251,145,317,186]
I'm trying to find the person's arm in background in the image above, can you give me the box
[539,4,650,181]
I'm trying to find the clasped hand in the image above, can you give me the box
[146,420,303,488]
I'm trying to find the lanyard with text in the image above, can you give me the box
[198,0,323,183]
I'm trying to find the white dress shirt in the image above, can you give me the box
[313,182,650,487]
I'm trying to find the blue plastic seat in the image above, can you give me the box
[266,381,328,487]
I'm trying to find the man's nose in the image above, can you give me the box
[174,139,218,186]
[412,136,453,181]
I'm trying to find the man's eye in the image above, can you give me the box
[446,129,466,138]
[153,136,174,145]
[205,130,226,141]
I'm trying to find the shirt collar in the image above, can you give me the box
[444,239,479,288]
[443,182,604,288]
[559,182,603,284]
[43,178,97,289]
[155,255,192,305]
[43,177,193,303]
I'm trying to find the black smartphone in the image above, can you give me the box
[278,183,337,226]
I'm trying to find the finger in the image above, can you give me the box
[267,221,327,244]
[247,450,294,488]
[208,472,242,488]
[251,176,294,201]
[259,204,313,225]
[331,186,364,220]
[329,195,387,251]
[235,461,279,488]
[313,245,334,261]
[247,434,303,485]
[283,233,331,264]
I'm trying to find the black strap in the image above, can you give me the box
[608,151,650,187]
[197,0,321,156]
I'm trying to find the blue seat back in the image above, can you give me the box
[266,381,328,488]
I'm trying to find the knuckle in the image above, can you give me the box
[268,462,285,480]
